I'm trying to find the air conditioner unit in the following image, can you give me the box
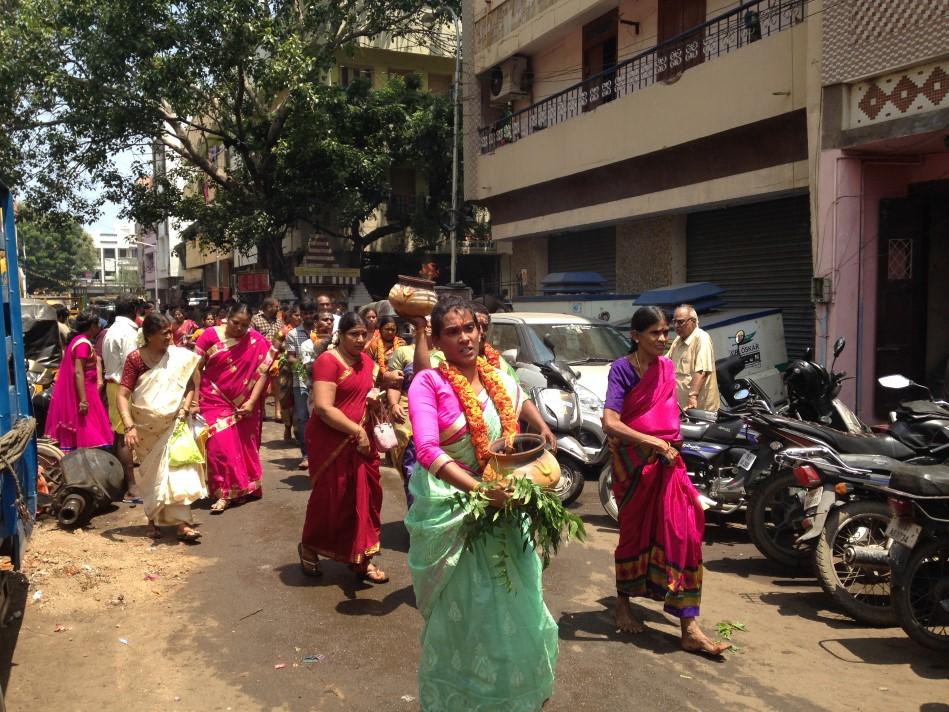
[489,56,530,104]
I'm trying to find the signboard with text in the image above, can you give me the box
[236,271,271,293]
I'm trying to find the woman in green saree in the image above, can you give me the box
[404,298,558,711]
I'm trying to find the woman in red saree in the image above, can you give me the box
[194,303,272,513]
[298,312,388,583]
[602,306,729,657]
[172,307,198,348]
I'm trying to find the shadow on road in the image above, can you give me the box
[703,554,814,580]
[381,520,409,553]
[580,512,619,532]
[817,636,949,680]
[335,584,416,617]
[99,523,188,547]
[755,590,875,630]
[277,474,310,492]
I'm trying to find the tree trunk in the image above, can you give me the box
[257,233,291,284]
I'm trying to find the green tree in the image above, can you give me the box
[17,214,98,291]
[0,0,459,280]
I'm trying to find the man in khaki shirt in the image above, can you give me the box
[668,304,720,411]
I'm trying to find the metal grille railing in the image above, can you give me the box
[478,0,805,153]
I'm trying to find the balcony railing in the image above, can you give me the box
[478,0,805,153]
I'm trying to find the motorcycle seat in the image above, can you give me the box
[680,422,710,440]
[839,455,949,496]
[685,408,719,423]
[777,418,915,459]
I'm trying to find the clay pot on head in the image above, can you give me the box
[482,433,561,488]
[388,275,438,319]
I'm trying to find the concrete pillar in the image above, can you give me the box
[508,236,549,296]
[615,214,687,294]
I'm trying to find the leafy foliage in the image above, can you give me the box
[17,212,98,291]
[0,0,459,278]
[451,477,587,591]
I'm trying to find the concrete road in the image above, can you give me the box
[5,422,948,711]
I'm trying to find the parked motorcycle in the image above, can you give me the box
[868,472,949,651]
[772,446,899,625]
[744,403,949,569]
[784,337,866,434]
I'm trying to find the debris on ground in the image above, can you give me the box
[118,638,129,645]
[303,654,325,664]
[273,663,286,669]
[31,590,43,602]
[714,620,748,640]
[401,695,416,702]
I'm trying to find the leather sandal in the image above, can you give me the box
[177,525,202,542]
[298,543,322,577]
[209,498,229,514]
[351,562,388,584]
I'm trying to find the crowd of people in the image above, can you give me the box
[44,289,728,709]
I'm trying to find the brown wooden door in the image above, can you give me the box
[875,197,929,414]
[657,0,706,81]
[582,9,618,111]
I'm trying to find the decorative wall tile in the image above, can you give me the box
[848,60,949,127]
[823,0,949,86]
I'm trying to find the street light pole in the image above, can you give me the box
[446,6,461,284]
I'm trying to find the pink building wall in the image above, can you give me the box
[817,148,949,421]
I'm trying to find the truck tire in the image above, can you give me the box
[814,500,896,626]
[745,470,814,569]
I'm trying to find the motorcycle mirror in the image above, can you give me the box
[878,374,912,389]
[833,337,846,358]
[500,348,518,365]
[803,346,814,361]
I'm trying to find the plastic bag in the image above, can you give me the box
[168,419,205,467]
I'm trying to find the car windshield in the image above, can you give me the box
[525,323,630,365]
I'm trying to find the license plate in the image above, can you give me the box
[803,487,823,512]
[886,519,922,549]
[738,451,757,471]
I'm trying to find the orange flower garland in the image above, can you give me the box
[368,331,405,371]
[439,356,518,473]
[483,342,501,369]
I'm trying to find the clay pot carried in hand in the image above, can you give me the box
[388,275,438,319]
[482,433,561,488]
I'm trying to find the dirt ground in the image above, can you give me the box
[3,422,948,711]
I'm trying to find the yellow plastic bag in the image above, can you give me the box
[168,419,204,467]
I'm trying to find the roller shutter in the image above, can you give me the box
[548,227,617,290]
[687,195,814,360]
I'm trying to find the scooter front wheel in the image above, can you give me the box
[552,456,584,506]
[598,464,618,522]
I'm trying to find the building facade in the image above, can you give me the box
[465,0,821,359]
[816,0,949,418]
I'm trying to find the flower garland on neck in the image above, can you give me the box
[439,356,518,470]
[483,342,501,369]
[368,331,405,371]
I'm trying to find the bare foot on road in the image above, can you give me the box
[681,619,730,657]
[615,596,645,633]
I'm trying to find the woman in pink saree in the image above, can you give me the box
[45,310,113,450]
[194,303,272,513]
[602,306,729,657]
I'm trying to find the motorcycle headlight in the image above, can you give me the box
[574,383,604,417]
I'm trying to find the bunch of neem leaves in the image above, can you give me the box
[451,477,586,591]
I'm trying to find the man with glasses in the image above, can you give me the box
[668,303,719,411]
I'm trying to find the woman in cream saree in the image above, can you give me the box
[118,314,206,541]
